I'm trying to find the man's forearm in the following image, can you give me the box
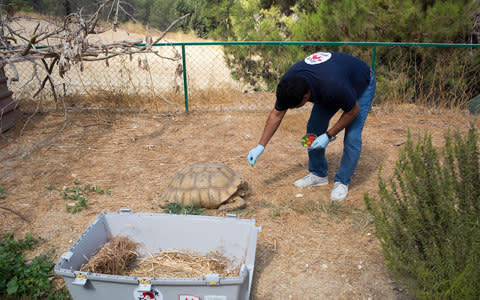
[328,102,360,137]
[259,108,286,146]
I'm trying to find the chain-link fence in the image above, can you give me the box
[6,41,480,113]
[7,43,244,113]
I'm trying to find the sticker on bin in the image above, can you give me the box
[301,133,317,148]
[178,295,200,300]
[133,288,163,300]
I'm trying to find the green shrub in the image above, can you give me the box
[163,202,203,215]
[365,124,480,299]
[0,233,71,299]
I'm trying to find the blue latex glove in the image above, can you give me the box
[247,144,265,166]
[310,133,330,149]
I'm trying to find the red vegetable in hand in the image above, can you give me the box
[301,133,317,148]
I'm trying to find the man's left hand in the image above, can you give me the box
[310,133,330,149]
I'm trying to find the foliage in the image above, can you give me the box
[0,185,5,199]
[259,0,297,15]
[46,179,111,214]
[10,0,480,106]
[223,0,305,90]
[0,233,71,299]
[133,0,156,24]
[1,0,34,14]
[148,0,179,30]
[217,0,480,104]
[365,124,480,299]
[175,0,209,37]
[163,202,203,215]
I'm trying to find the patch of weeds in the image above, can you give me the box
[291,198,324,215]
[46,179,111,214]
[260,200,275,208]
[268,208,281,218]
[318,201,349,221]
[259,200,281,218]
[0,233,72,299]
[285,195,363,225]
[163,202,203,215]
[318,202,374,230]
[349,208,374,233]
[235,205,257,217]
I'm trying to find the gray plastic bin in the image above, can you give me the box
[54,210,261,300]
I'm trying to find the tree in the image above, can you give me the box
[175,0,209,37]
[149,0,178,30]
[214,0,480,105]
[134,0,155,24]
[63,0,71,15]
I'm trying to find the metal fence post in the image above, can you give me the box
[181,44,189,113]
[371,45,376,73]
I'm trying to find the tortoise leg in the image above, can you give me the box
[218,196,246,211]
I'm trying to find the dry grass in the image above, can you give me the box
[80,236,138,275]
[79,235,239,278]
[128,250,239,278]
[1,101,477,299]
[18,87,273,115]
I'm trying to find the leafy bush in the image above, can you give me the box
[365,124,480,299]
[0,233,71,299]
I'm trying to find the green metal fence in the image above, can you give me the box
[7,41,480,113]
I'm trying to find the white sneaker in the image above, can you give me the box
[331,182,348,201]
[294,173,328,187]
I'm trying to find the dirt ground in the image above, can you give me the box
[1,99,478,299]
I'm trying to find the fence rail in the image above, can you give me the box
[7,41,480,113]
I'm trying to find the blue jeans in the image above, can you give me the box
[306,72,376,185]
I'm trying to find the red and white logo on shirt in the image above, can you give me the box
[304,52,332,65]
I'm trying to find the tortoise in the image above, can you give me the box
[162,163,248,211]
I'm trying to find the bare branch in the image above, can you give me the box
[118,4,139,24]
[33,58,58,102]
[114,0,121,29]
[0,0,188,122]
[152,14,190,45]
[0,206,29,222]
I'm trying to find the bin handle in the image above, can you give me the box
[72,272,88,286]
[137,278,152,292]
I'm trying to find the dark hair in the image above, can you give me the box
[276,76,310,109]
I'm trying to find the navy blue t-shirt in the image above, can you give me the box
[275,52,371,111]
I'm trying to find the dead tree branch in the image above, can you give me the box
[152,13,190,45]
[0,0,189,88]
[0,206,30,222]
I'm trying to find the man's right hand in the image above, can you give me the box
[247,145,265,166]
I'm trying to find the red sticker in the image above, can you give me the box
[133,287,163,300]
[178,295,200,300]
[133,289,163,300]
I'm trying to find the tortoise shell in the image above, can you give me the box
[162,163,246,209]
